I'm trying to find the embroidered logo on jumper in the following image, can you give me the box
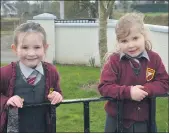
[146,68,155,81]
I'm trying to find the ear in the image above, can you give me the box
[11,44,17,54]
[44,44,49,52]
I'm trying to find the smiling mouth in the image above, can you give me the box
[26,58,37,60]
[129,49,138,53]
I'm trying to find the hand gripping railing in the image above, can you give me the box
[8,93,169,133]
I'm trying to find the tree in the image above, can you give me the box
[64,1,76,19]
[14,1,30,16]
[50,1,60,17]
[64,1,98,19]
[98,0,115,65]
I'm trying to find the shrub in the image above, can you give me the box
[112,12,168,26]
[1,18,20,31]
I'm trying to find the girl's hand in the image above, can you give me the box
[130,85,148,101]
[47,91,63,105]
[6,95,24,108]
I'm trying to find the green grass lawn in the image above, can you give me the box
[0,63,168,132]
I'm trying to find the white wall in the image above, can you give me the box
[54,22,168,70]
[149,31,168,71]
[55,23,100,66]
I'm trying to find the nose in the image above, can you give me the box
[27,49,36,56]
[128,42,134,48]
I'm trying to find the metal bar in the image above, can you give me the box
[51,106,56,133]
[23,97,116,108]
[83,102,90,133]
[23,95,169,108]
[149,97,156,132]
[117,100,123,133]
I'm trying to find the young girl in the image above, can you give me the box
[98,13,169,132]
[0,22,63,132]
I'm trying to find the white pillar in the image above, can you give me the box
[27,13,56,63]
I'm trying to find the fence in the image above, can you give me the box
[7,93,169,133]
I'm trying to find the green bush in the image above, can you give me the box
[1,18,20,31]
[131,3,168,13]
[112,12,168,26]
[144,14,168,26]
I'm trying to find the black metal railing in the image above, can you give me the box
[21,93,169,133]
[23,97,116,132]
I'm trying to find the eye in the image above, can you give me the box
[121,40,127,43]
[22,46,28,49]
[34,45,41,49]
[133,36,138,40]
[35,46,40,49]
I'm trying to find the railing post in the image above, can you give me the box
[83,102,90,133]
[149,97,156,132]
[117,100,123,133]
[51,106,56,132]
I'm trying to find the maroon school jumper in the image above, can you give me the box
[0,62,62,132]
[98,50,169,128]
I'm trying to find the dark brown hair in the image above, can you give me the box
[13,22,47,46]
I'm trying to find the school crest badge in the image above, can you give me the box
[146,68,155,81]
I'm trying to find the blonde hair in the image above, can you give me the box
[104,12,152,62]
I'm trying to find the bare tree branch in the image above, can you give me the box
[105,0,115,18]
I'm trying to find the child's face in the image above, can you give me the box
[118,27,145,57]
[12,32,48,68]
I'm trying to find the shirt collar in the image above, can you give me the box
[19,61,44,78]
[120,50,150,61]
